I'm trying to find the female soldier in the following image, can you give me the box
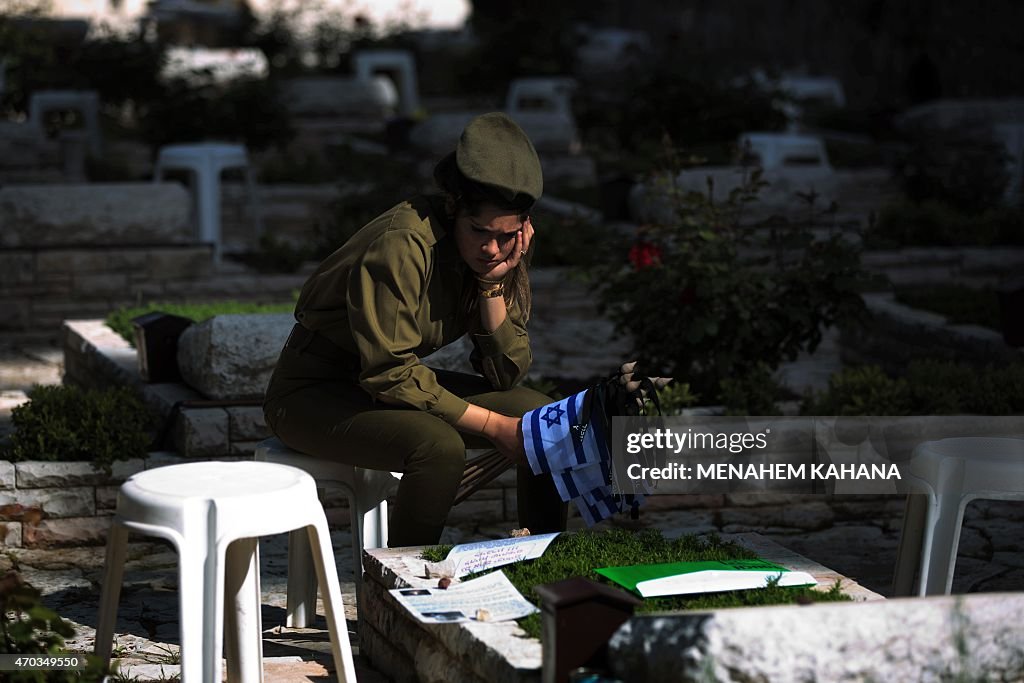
[264,113,568,546]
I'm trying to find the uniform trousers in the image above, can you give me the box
[264,347,567,546]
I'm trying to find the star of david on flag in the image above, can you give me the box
[522,388,648,526]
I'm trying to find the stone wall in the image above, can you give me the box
[0,184,192,248]
[0,181,332,334]
[0,244,213,333]
[0,182,214,334]
[0,452,186,548]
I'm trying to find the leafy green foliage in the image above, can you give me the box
[894,285,1002,330]
[7,386,151,475]
[230,234,312,275]
[105,299,296,345]
[460,0,585,94]
[803,361,1024,415]
[719,362,782,416]
[802,365,912,416]
[866,199,1024,248]
[140,77,294,151]
[426,530,849,640]
[527,210,618,268]
[0,571,112,682]
[895,126,1010,215]
[654,382,700,415]
[587,152,872,403]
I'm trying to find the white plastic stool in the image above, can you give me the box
[94,461,356,683]
[255,437,401,628]
[893,437,1024,596]
[154,142,260,263]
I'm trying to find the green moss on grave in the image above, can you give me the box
[424,529,849,640]
[106,299,296,345]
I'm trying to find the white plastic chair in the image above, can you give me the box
[893,437,1024,596]
[154,142,260,263]
[94,460,356,683]
[255,437,401,627]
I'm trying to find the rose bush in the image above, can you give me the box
[588,160,874,404]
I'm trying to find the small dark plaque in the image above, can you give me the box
[131,312,193,383]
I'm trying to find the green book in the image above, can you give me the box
[595,558,816,598]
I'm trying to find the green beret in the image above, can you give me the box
[455,112,543,202]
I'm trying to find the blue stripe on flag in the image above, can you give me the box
[590,487,620,517]
[574,496,600,526]
[529,406,550,474]
[560,470,580,498]
[565,390,588,466]
[589,398,609,459]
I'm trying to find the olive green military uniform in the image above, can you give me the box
[264,114,566,545]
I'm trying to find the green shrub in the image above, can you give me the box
[106,299,296,345]
[140,77,294,152]
[427,530,848,640]
[894,285,1002,330]
[587,157,872,403]
[655,381,701,415]
[528,209,618,268]
[720,362,782,416]
[7,385,151,475]
[895,126,1009,215]
[0,571,112,682]
[802,365,911,416]
[867,199,1024,248]
[230,234,312,274]
[803,361,1024,415]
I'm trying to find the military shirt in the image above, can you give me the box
[290,195,532,424]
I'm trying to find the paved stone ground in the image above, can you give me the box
[2,268,1023,681]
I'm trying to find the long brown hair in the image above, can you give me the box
[434,155,536,321]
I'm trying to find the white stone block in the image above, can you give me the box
[0,486,94,518]
[16,458,145,488]
[176,314,293,400]
[1,521,21,546]
[280,76,396,117]
[227,406,268,441]
[22,516,109,548]
[173,408,230,457]
[608,593,1024,683]
[0,461,15,490]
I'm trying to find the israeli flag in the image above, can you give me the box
[523,389,608,475]
[523,389,645,526]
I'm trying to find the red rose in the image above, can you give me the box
[628,241,662,270]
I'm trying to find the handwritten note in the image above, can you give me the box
[445,532,560,578]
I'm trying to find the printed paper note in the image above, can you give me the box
[389,570,538,624]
